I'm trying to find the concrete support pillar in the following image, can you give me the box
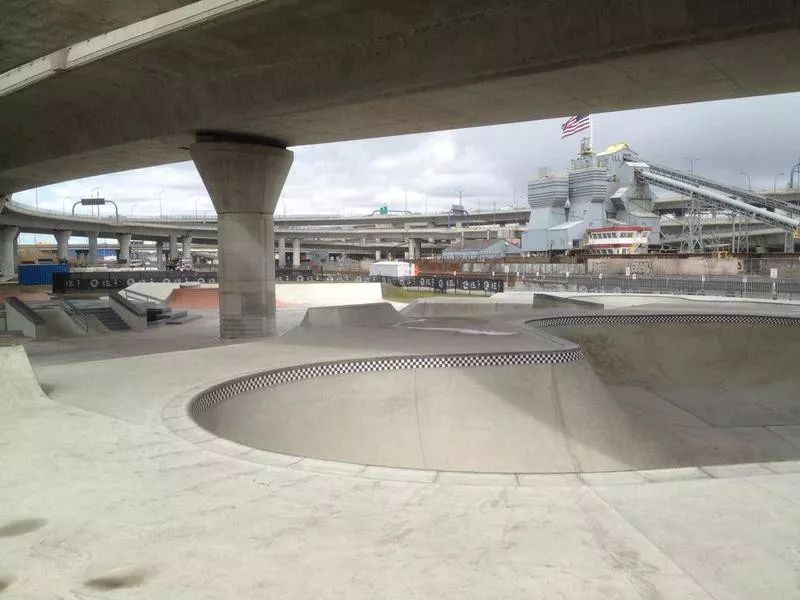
[181,235,192,262]
[784,232,795,253]
[87,232,98,264]
[156,241,165,270]
[375,250,381,261]
[278,236,286,268]
[0,226,18,277]
[55,230,71,261]
[169,233,179,260]
[407,238,422,260]
[191,138,293,338]
[292,238,301,268]
[118,233,132,263]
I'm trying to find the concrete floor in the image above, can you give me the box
[4,300,800,598]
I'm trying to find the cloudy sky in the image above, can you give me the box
[13,92,800,227]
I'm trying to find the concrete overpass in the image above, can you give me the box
[3,0,800,336]
[0,198,511,269]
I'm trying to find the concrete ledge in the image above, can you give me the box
[4,296,45,338]
[109,290,147,331]
[532,293,605,311]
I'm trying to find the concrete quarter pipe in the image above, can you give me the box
[189,313,800,474]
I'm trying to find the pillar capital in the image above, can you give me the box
[190,140,293,214]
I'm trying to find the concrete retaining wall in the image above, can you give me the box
[4,297,45,338]
[109,292,147,331]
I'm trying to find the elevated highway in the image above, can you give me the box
[2,0,800,193]
[0,198,514,271]
[4,0,800,336]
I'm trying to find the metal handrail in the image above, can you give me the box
[58,298,90,333]
[119,288,164,305]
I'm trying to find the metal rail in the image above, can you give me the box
[58,298,90,333]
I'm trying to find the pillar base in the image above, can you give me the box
[217,213,276,338]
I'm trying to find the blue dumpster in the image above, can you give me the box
[18,263,70,285]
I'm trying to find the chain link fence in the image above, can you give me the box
[523,274,800,301]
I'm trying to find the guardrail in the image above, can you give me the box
[524,273,800,301]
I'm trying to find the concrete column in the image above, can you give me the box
[87,232,98,264]
[784,232,795,253]
[407,238,422,260]
[375,250,381,261]
[13,233,19,270]
[191,138,293,338]
[0,226,18,277]
[55,230,71,261]
[156,241,165,269]
[292,238,301,268]
[181,234,192,262]
[118,233,132,263]
[278,236,286,268]
[169,233,179,260]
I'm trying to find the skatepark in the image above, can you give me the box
[4,282,800,598]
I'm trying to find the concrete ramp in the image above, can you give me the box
[402,298,536,318]
[301,302,404,328]
[278,282,382,307]
[0,344,48,405]
[167,286,221,309]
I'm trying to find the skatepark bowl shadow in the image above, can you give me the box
[188,314,800,475]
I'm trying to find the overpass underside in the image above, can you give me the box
[3,0,800,336]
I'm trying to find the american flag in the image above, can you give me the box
[561,114,591,138]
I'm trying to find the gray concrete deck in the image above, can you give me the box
[3,301,800,598]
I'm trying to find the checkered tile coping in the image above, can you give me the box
[190,350,583,417]
[530,314,800,328]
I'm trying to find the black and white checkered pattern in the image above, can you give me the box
[530,314,800,328]
[189,350,583,417]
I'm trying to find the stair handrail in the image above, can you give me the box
[120,288,165,305]
[57,298,90,333]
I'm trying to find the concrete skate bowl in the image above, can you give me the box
[528,313,800,471]
[187,349,615,474]
[185,313,800,475]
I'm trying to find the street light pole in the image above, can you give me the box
[685,156,699,174]
[740,171,751,191]
[158,189,165,218]
[774,173,785,193]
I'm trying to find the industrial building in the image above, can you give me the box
[441,239,524,260]
[522,142,661,253]
[523,142,800,253]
